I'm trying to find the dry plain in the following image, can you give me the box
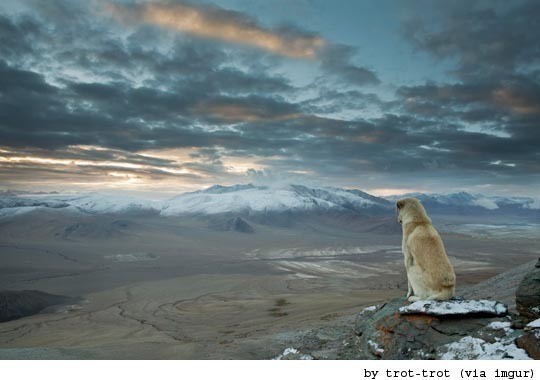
[0,210,538,359]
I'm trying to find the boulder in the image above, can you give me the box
[353,298,529,359]
[515,258,540,320]
[515,330,540,359]
[515,319,540,359]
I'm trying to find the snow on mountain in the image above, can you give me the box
[385,191,539,211]
[0,193,158,217]
[0,185,538,217]
[65,194,159,214]
[161,184,390,215]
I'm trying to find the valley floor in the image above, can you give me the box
[0,212,538,359]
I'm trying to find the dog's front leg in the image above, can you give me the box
[404,248,414,298]
[406,277,413,298]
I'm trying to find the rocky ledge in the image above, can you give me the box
[273,258,540,360]
[274,298,540,360]
[516,258,540,319]
[353,298,533,359]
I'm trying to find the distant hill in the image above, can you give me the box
[0,184,538,219]
[0,290,74,323]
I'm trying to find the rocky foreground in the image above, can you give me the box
[274,258,540,360]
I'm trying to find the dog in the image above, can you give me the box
[397,198,456,301]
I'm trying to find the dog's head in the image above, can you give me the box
[396,197,429,224]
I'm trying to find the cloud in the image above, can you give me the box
[108,1,324,58]
[403,1,540,79]
[397,1,540,172]
[107,1,378,87]
[318,44,380,86]
[2,56,539,192]
[0,0,539,194]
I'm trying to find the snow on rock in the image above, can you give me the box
[439,336,531,360]
[273,347,313,360]
[399,299,507,317]
[368,339,384,356]
[487,321,512,332]
[527,318,540,329]
[359,305,379,315]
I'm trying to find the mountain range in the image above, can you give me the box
[0,184,538,218]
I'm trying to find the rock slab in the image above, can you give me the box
[353,297,530,359]
[515,258,540,320]
[399,299,507,317]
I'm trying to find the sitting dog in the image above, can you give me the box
[397,198,456,301]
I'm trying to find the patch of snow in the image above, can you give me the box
[280,347,298,356]
[527,318,540,329]
[471,196,499,210]
[439,336,530,360]
[359,305,379,315]
[399,299,507,316]
[104,253,158,262]
[273,347,313,360]
[415,350,432,359]
[487,321,512,333]
[368,339,384,355]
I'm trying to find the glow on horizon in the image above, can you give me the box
[369,188,423,197]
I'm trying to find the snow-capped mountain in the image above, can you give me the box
[0,185,538,218]
[0,193,158,217]
[161,184,391,215]
[384,191,540,211]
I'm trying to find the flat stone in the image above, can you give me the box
[399,299,507,317]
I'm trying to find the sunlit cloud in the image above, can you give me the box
[108,2,324,58]
[198,103,303,122]
[0,146,269,192]
[220,157,267,174]
[492,87,540,115]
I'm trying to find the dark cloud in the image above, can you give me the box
[318,44,380,86]
[300,88,388,115]
[0,0,538,193]
[393,0,540,188]
[403,1,540,80]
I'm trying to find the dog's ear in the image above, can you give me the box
[396,200,404,210]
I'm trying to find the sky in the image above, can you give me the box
[0,0,539,196]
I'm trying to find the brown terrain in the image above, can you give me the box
[0,209,538,359]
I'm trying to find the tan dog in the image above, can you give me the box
[397,198,456,301]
